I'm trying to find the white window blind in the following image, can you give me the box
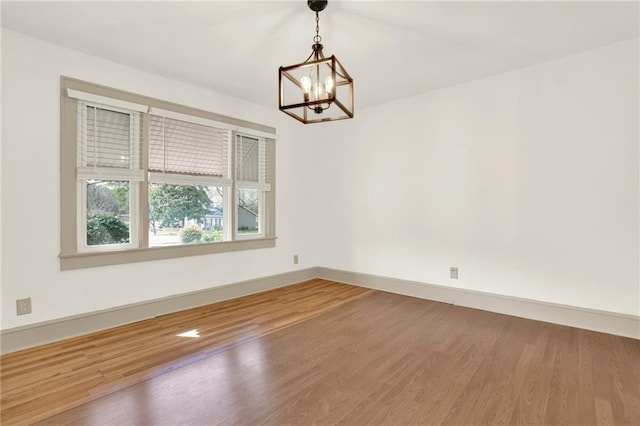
[77,102,143,181]
[236,134,270,191]
[149,115,231,186]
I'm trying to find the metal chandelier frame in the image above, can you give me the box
[279,0,354,124]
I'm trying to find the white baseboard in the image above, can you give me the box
[0,267,321,354]
[3,266,637,355]
[317,267,640,340]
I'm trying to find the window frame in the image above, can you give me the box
[60,76,276,270]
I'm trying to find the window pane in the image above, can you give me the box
[237,188,259,235]
[236,135,260,182]
[149,115,229,178]
[149,184,224,246]
[81,105,137,169]
[86,180,130,246]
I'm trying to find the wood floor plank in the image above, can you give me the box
[1,279,639,426]
[543,325,580,425]
[595,397,614,426]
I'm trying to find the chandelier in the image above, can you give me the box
[279,0,354,124]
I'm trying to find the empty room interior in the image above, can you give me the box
[1,0,639,424]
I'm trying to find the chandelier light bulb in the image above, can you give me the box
[300,76,312,94]
[314,82,325,100]
[325,76,334,96]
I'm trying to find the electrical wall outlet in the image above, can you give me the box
[293,254,299,264]
[450,267,459,279]
[16,298,32,316]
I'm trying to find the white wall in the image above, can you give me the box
[2,29,638,332]
[310,38,639,316]
[0,29,314,329]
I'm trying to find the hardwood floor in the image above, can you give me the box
[2,279,639,425]
[1,280,371,425]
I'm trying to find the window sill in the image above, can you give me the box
[59,237,277,270]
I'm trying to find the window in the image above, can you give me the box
[76,102,142,252]
[236,134,270,238]
[147,111,233,246]
[60,77,276,269]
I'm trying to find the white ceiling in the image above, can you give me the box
[2,1,638,110]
